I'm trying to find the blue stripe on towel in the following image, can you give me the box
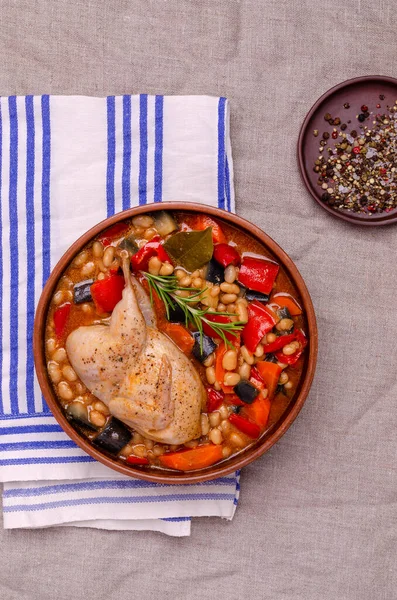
[0,423,62,435]
[154,95,163,203]
[217,97,226,210]
[3,476,237,497]
[0,455,95,466]
[138,94,148,205]
[161,517,191,522]
[122,95,131,210]
[3,493,237,512]
[225,155,231,212]
[106,96,116,217]
[41,95,51,414]
[8,97,19,415]
[0,440,78,451]
[0,102,3,415]
[41,95,51,285]
[25,96,35,414]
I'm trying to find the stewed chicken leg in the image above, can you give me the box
[66,254,205,444]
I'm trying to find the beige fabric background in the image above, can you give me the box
[0,1,396,599]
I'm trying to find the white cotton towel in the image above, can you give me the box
[0,94,238,536]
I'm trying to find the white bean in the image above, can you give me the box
[159,262,174,276]
[143,227,157,240]
[222,446,232,458]
[73,251,88,267]
[92,241,103,257]
[48,361,62,384]
[201,413,210,436]
[241,345,254,365]
[224,264,237,283]
[209,428,223,445]
[279,372,289,385]
[62,365,77,382]
[238,362,251,380]
[205,367,216,385]
[53,290,64,305]
[180,275,192,287]
[223,372,241,387]
[89,409,106,428]
[220,293,238,305]
[229,432,245,447]
[53,347,67,363]
[46,338,57,355]
[148,256,162,275]
[153,445,165,457]
[220,282,240,294]
[236,302,248,323]
[210,285,220,297]
[58,381,73,400]
[132,215,154,229]
[209,412,221,427]
[81,261,95,277]
[219,404,229,420]
[103,246,115,267]
[222,349,238,371]
[283,344,297,356]
[93,400,110,414]
[203,353,215,367]
[276,318,294,332]
[254,343,264,358]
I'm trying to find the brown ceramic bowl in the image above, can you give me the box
[298,75,397,225]
[34,202,318,484]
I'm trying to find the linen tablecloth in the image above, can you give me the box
[0,1,395,599]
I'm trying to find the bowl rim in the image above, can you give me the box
[34,201,318,484]
[297,74,397,226]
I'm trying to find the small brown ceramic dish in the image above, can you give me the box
[298,75,397,226]
[34,202,318,484]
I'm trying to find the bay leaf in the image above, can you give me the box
[164,227,214,271]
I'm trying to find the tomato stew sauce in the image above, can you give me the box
[45,211,308,472]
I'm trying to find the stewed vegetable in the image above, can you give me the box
[45,210,308,472]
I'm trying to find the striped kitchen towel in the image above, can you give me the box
[0,94,238,536]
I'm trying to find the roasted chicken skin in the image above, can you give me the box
[66,255,205,444]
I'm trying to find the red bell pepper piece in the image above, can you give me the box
[262,332,296,354]
[229,413,261,439]
[159,444,223,471]
[191,215,227,244]
[90,273,125,313]
[224,393,246,407]
[249,366,265,390]
[274,330,307,365]
[202,314,238,343]
[242,393,271,428]
[241,301,278,352]
[130,235,171,272]
[98,222,130,247]
[213,243,241,267]
[238,256,279,295]
[54,303,71,338]
[206,387,224,413]
[126,455,150,466]
[164,323,194,355]
[270,293,302,316]
[255,361,282,400]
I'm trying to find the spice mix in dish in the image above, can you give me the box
[313,95,397,215]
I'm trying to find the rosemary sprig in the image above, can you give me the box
[144,272,245,349]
